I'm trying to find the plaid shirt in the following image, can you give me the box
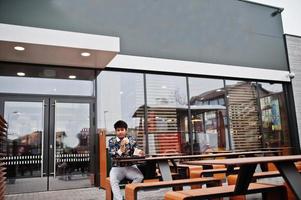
[108,135,138,167]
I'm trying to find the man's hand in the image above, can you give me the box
[120,139,127,153]
[120,138,127,146]
[138,150,145,157]
[120,145,126,153]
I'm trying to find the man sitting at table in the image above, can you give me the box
[108,120,145,200]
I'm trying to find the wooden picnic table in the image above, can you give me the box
[235,147,294,155]
[148,152,186,157]
[113,150,279,181]
[183,155,301,200]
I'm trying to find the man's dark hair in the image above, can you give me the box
[114,120,128,130]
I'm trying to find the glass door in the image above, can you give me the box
[2,97,48,194]
[1,96,95,194]
[48,98,94,190]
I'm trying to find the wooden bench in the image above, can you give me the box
[176,164,202,178]
[124,177,222,200]
[105,171,181,200]
[253,168,301,179]
[190,167,240,178]
[156,172,181,180]
[105,174,195,200]
[227,169,301,200]
[227,171,284,200]
[227,170,293,184]
[164,183,287,200]
[105,177,140,200]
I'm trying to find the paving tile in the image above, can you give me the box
[5,186,265,200]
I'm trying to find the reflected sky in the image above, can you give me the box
[5,101,44,140]
[0,76,93,96]
[97,71,144,132]
[55,103,89,148]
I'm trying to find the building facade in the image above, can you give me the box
[0,0,300,194]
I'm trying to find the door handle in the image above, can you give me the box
[41,100,45,178]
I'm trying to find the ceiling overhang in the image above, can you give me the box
[0,23,120,68]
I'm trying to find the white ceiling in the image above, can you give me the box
[0,23,120,69]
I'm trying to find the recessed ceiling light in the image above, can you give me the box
[69,75,76,79]
[81,52,91,57]
[17,72,25,76]
[14,46,25,51]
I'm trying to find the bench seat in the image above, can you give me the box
[176,164,202,178]
[105,172,179,200]
[190,167,240,178]
[164,183,287,200]
[227,169,301,200]
[125,177,222,200]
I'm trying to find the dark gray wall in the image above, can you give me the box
[0,0,288,70]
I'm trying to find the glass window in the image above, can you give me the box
[225,80,261,151]
[258,82,290,148]
[189,78,227,153]
[145,74,188,155]
[0,76,94,96]
[97,71,145,149]
[4,102,44,180]
[0,63,95,96]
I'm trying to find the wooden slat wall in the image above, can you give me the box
[228,82,262,150]
[137,107,181,154]
[0,115,7,199]
[150,108,181,154]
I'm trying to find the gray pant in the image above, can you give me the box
[109,165,144,200]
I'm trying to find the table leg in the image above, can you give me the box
[157,160,173,181]
[275,161,301,200]
[234,164,257,194]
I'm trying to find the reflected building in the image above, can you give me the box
[189,81,291,151]
[5,131,42,180]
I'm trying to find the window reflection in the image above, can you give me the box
[97,71,145,149]
[4,102,43,180]
[0,76,93,96]
[0,63,95,96]
[97,70,292,154]
[225,81,261,151]
[54,103,90,184]
[146,74,188,155]
[258,82,290,148]
[189,78,227,153]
